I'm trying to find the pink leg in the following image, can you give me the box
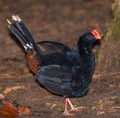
[63,98,74,116]
[67,98,86,111]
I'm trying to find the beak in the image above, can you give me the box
[91,29,101,40]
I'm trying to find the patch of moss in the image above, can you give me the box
[114,58,120,65]
[113,2,118,13]
[94,51,99,60]
[111,14,120,41]
[114,97,120,104]
[83,11,93,18]
[10,89,25,96]
[100,32,105,39]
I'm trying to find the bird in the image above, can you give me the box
[7,15,101,116]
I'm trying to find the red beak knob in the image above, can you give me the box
[91,29,101,40]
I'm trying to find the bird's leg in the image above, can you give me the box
[67,98,76,110]
[67,98,86,111]
[63,98,74,116]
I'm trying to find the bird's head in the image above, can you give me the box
[78,29,101,46]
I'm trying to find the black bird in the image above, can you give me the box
[7,15,101,116]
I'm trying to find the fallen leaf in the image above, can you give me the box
[97,111,105,115]
[0,101,30,118]
[95,101,104,111]
[3,85,25,95]
[51,104,57,109]
[92,74,101,79]
[18,106,30,115]
[111,106,120,109]
[0,94,4,99]
[94,100,111,113]
[0,102,18,118]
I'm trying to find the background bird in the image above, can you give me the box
[7,15,101,116]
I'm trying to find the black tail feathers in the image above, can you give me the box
[7,15,38,53]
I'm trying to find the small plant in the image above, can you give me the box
[114,97,120,104]
[94,51,99,60]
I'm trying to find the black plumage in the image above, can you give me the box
[36,34,95,97]
[7,15,101,116]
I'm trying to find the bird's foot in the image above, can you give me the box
[63,111,74,117]
[70,106,86,112]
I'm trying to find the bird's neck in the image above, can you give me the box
[78,44,95,74]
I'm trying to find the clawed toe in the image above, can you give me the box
[63,111,74,117]
[70,106,86,112]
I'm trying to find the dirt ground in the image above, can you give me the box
[0,0,120,118]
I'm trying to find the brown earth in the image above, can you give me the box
[0,0,120,118]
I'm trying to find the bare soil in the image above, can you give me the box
[0,0,120,118]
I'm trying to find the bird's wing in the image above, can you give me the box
[36,65,76,96]
[37,41,71,55]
